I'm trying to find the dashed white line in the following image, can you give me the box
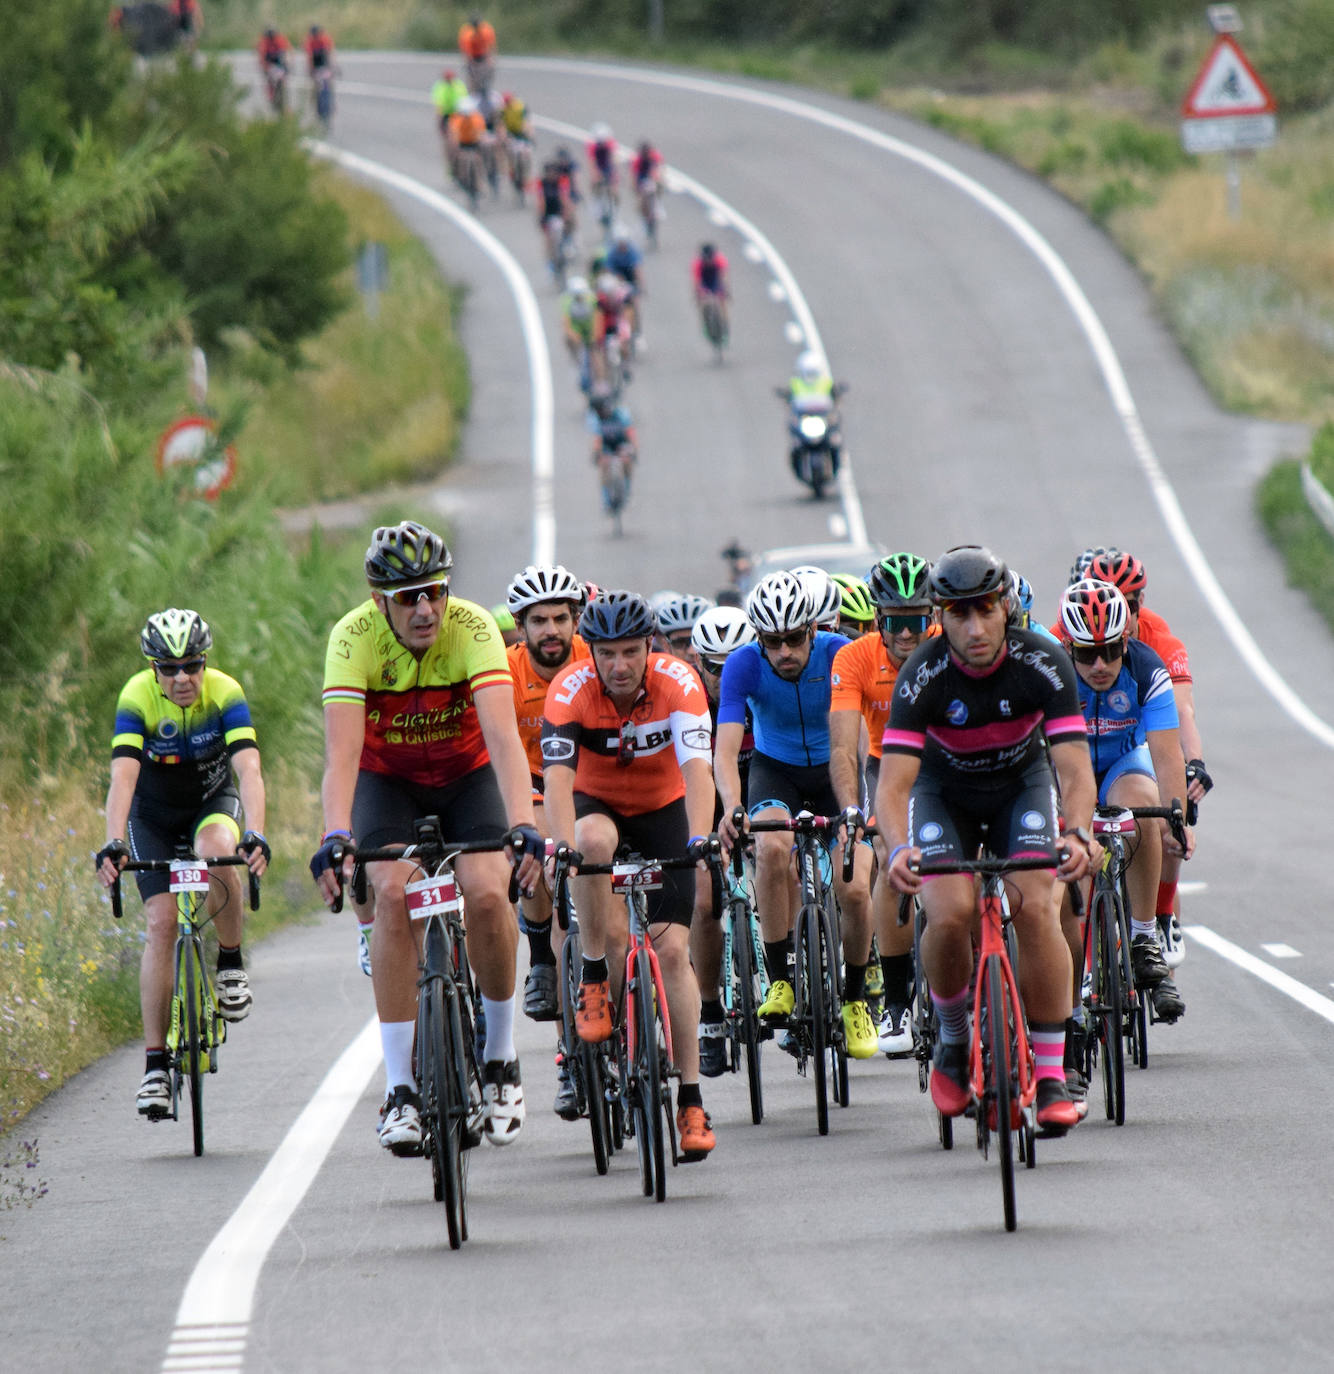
[1187,925,1334,1025]
[743,242,764,262]
[784,321,805,345]
[767,280,787,302]
[1261,942,1302,959]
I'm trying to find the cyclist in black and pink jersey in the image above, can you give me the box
[692,242,730,337]
[877,545,1096,1136]
[587,123,618,197]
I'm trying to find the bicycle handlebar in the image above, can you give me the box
[737,809,876,884]
[331,827,523,913]
[1116,800,1188,852]
[107,854,260,922]
[550,839,725,920]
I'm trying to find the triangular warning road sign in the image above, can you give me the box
[1182,34,1275,118]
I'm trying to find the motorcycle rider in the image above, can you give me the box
[778,351,845,486]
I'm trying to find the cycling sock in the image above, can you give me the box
[215,944,243,971]
[881,953,915,1006]
[843,961,868,1002]
[701,998,724,1022]
[1071,1002,1087,1028]
[525,919,556,966]
[1155,881,1178,919]
[1031,1023,1067,1084]
[763,938,793,984]
[677,1082,702,1110]
[581,955,609,984]
[481,994,516,1065]
[1131,918,1158,941]
[146,1048,169,1073]
[934,987,970,1045]
[380,1020,416,1094]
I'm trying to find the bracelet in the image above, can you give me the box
[888,844,910,866]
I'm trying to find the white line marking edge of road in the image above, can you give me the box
[1186,925,1334,1025]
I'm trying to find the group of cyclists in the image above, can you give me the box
[96,519,1212,1172]
[255,23,336,119]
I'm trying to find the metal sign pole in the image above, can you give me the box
[1225,150,1241,219]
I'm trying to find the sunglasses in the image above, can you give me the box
[758,629,809,651]
[698,656,727,675]
[155,658,206,677]
[617,718,636,766]
[939,592,1003,616]
[385,580,449,607]
[1071,640,1125,666]
[881,612,931,634]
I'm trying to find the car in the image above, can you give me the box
[733,540,889,597]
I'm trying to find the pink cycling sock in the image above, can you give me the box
[1031,1023,1066,1083]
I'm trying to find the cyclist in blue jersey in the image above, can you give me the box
[714,571,878,1059]
[1059,579,1192,1025]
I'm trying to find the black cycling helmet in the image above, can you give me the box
[928,545,1009,603]
[264,27,277,39]
[700,242,716,259]
[141,608,212,661]
[364,520,453,588]
[578,590,657,642]
[868,552,932,610]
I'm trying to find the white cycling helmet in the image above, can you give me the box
[656,593,715,637]
[692,606,755,661]
[566,275,590,295]
[791,566,842,628]
[1060,578,1129,647]
[797,350,824,383]
[746,571,814,636]
[506,564,585,616]
[591,121,613,142]
[459,94,479,115]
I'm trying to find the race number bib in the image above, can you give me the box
[405,874,461,920]
[169,860,210,894]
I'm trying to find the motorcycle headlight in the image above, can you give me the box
[798,415,828,441]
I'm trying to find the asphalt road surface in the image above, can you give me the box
[6,53,1334,1374]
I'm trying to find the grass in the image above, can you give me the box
[1257,458,1334,638]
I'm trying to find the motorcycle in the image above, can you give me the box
[777,385,847,499]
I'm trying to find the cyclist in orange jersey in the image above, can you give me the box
[542,591,718,1159]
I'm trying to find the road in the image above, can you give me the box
[6,53,1334,1374]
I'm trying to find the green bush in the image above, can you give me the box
[1309,421,1334,489]
[1089,175,1150,222]
[1259,0,1334,114]
[1257,458,1334,637]
[1096,119,1186,174]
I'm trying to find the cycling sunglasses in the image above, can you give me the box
[698,656,727,675]
[385,579,449,607]
[880,612,931,634]
[155,658,206,677]
[938,592,1003,616]
[1071,640,1125,666]
[758,629,810,651]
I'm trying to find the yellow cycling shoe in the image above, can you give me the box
[757,979,794,1019]
[841,999,879,1059]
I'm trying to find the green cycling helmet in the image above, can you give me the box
[830,574,876,624]
[867,552,932,610]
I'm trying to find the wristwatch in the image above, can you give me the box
[1066,826,1093,846]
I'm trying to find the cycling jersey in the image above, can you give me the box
[830,628,940,762]
[508,635,590,782]
[632,149,661,183]
[431,76,468,118]
[322,596,511,789]
[588,139,617,178]
[607,243,642,285]
[112,668,257,809]
[305,35,333,69]
[541,653,712,816]
[1076,637,1178,780]
[450,111,485,146]
[717,632,849,768]
[458,21,496,59]
[257,35,290,64]
[1137,607,1191,683]
[693,253,728,294]
[501,101,528,136]
[883,629,1087,789]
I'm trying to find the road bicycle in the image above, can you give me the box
[109,851,259,1157]
[911,852,1069,1233]
[699,294,728,361]
[454,144,484,210]
[341,820,518,1250]
[597,449,631,536]
[545,215,574,288]
[553,841,722,1202]
[507,135,534,206]
[637,176,661,247]
[1082,800,1187,1120]
[747,812,850,1136]
[719,830,768,1124]
[900,890,953,1147]
[312,67,335,134]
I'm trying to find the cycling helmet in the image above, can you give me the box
[868,552,932,610]
[567,274,590,295]
[1060,578,1129,647]
[364,520,452,588]
[797,350,823,383]
[691,606,755,661]
[1088,550,1147,598]
[830,574,876,625]
[506,564,585,616]
[501,90,515,104]
[746,571,814,636]
[491,604,515,633]
[579,589,657,642]
[1009,570,1035,619]
[790,566,842,628]
[443,68,456,80]
[581,580,602,604]
[309,24,322,36]
[265,27,277,39]
[459,95,479,115]
[656,593,715,637]
[596,271,621,298]
[141,608,212,661]
[591,122,613,142]
[700,243,716,260]
[1067,545,1121,586]
[928,545,1009,603]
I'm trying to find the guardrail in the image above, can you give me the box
[1300,463,1334,541]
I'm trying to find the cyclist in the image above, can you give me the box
[256,28,292,108]
[689,607,757,1075]
[449,96,487,191]
[552,144,582,209]
[878,546,1096,1135]
[559,276,603,393]
[692,243,730,339]
[830,553,937,1056]
[1087,549,1210,967]
[542,591,719,1160]
[714,572,879,1060]
[595,270,633,367]
[633,139,663,232]
[304,24,334,75]
[831,573,876,639]
[1058,578,1193,1025]
[656,593,715,670]
[458,12,497,93]
[168,0,202,46]
[95,610,269,1119]
[431,67,469,149]
[587,122,618,210]
[588,384,637,508]
[310,521,544,1154]
[499,90,533,183]
[607,227,645,341]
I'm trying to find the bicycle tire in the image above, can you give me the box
[559,928,611,1175]
[630,948,665,1200]
[443,980,472,1247]
[799,904,830,1136]
[182,935,205,1156]
[986,954,1018,1232]
[1118,870,1149,1070]
[822,897,850,1110]
[419,975,449,1205]
[732,898,764,1125]
[1092,885,1126,1125]
[315,81,333,128]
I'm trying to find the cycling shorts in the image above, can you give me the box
[1097,742,1155,804]
[746,751,838,821]
[127,787,243,901]
[908,759,1060,868]
[573,794,693,927]
[351,764,507,851]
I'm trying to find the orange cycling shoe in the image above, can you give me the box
[676,1104,715,1160]
[575,979,613,1042]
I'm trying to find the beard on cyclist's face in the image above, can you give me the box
[523,605,575,669]
[941,597,1007,670]
[760,629,812,681]
[592,638,649,701]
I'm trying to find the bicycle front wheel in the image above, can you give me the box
[822,898,850,1111]
[560,926,611,1175]
[798,904,830,1136]
[182,935,205,1156]
[442,980,475,1247]
[1092,885,1126,1125]
[632,947,667,1202]
[732,900,764,1125]
[985,953,1018,1232]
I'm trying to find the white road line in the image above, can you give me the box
[767,281,787,302]
[307,134,556,566]
[1178,880,1208,894]
[162,1020,381,1374]
[1261,942,1302,959]
[784,321,805,346]
[1187,925,1334,1025]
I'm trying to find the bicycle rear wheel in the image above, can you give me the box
[985,954,1018,1232]
[1092,885,1126,1125]
[182,935,205,1157]
[732,899,764,1125]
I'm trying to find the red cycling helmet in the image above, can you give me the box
[1088,550,1147,598]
